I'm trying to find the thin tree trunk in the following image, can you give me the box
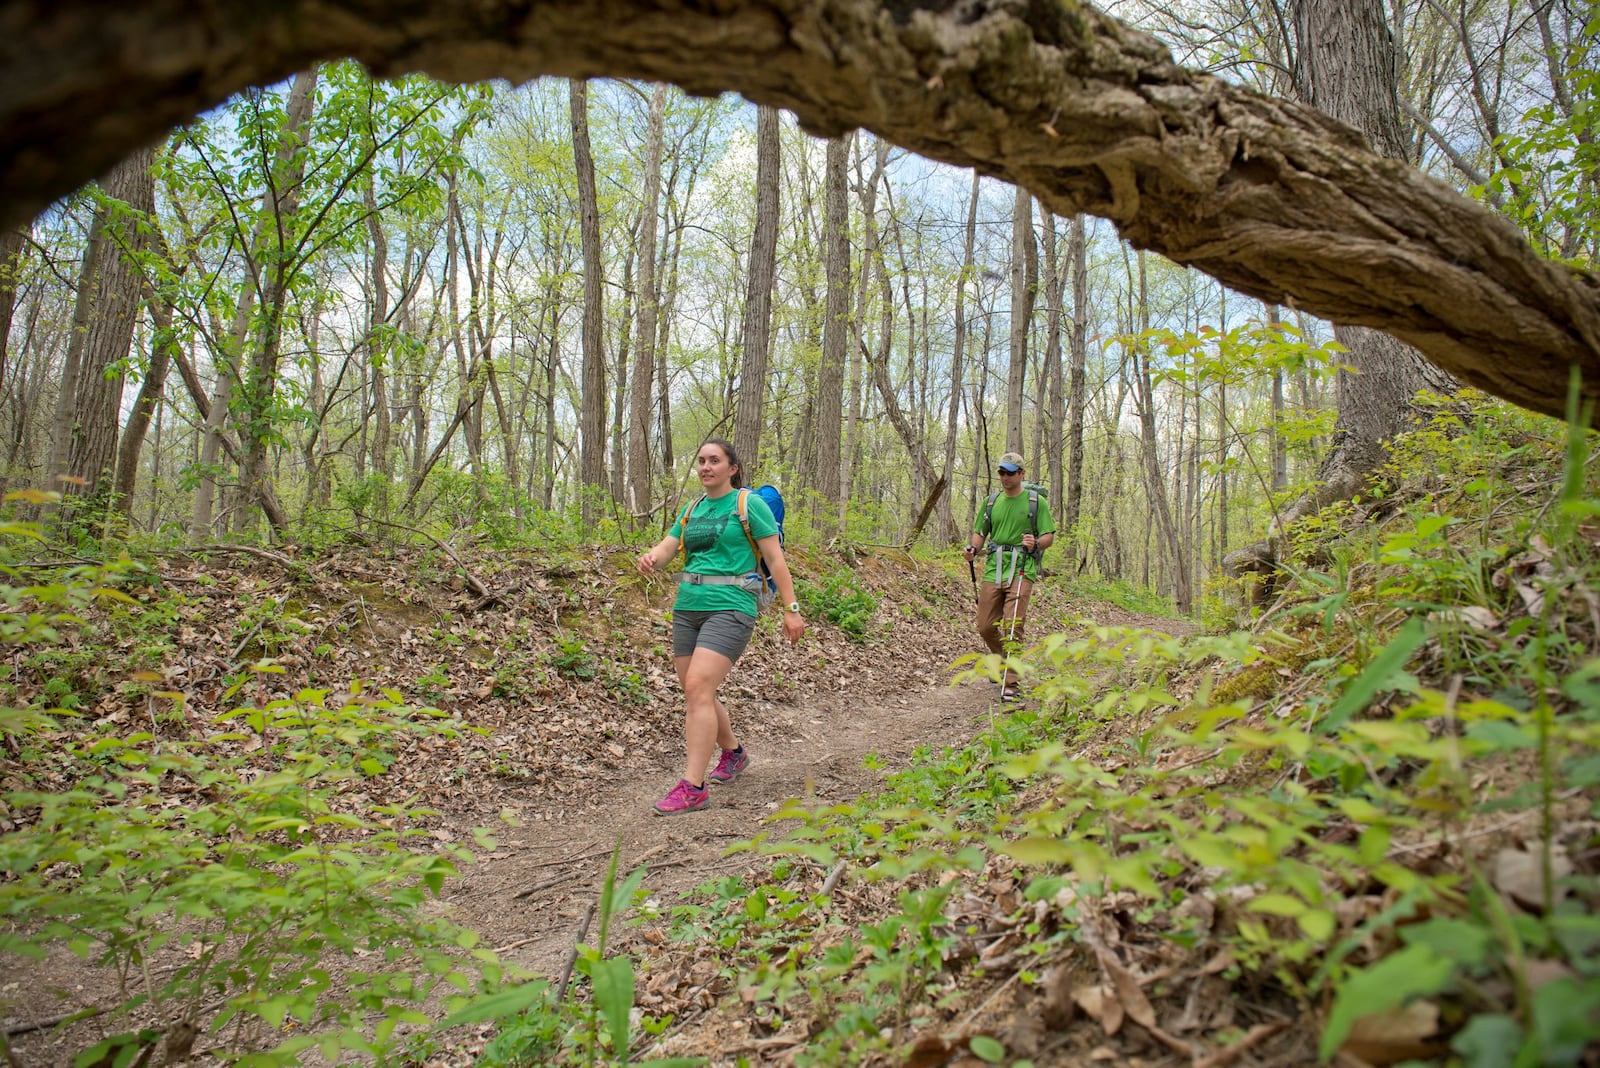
[235,70,317,538]
[1267,302,1287,494]
[1063,214,1088,544]
[610,238,634,505]
[733,104,780,478]
[1042,211,1065,507]
[940,171,980,544]
[1130,249,1191,613]
[627,82,667,517]
[571,79,608,525]
[0,226,25,398]
[190,290,252,536]
[839,137,878,531]
[1005,185,1032,455]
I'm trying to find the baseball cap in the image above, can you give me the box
[997,452,1025,473]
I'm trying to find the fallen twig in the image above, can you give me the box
[819,861,848,897]
[5,1005,106,1038]
[514,873,596,900]
[353,512,502,607]
[555,903,598,1002]
[1192,1019,1290,1068]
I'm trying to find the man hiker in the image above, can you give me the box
[962,452,1056,701]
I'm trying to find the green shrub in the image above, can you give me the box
[1,680,508,1065]
[798,570,879,642]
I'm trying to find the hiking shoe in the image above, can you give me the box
[652,779,710,816]
[1000,686,1021,703]
[708,747,749,785]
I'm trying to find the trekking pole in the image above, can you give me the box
[1003,546,1027,692]
[967,551,979,605]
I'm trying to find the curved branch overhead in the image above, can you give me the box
[3,0,1598,420]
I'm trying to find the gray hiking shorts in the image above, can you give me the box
[672,609,757,662]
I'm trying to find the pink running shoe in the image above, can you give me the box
[708,747,749,785]
[652,779,710,816]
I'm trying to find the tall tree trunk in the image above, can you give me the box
[544,304,559,508]
[51,145,154,518]
[862,181,937,494]
[0,225,25,398]
[114,293,177,520]
[1042,211,1065,508]
[1063,214,1088,544]
[1267,302,1287,494]
[656,208,684,484]
[105,145,167,521]
[571,79,608,525]
[235,70,317,538]
[191,289,253,537]
[364,178,393,486]
[1287,0,1456,514]
[813,134,849,515]
[940,171,980,544]
[1005,185,1032,455]
[610,239,634,506]
[1130,250,1191,614]
[839,137,878,531]
[627,83,667,517]
[733,104,780,478]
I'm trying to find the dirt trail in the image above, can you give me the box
[4,547,1074,1065]
[437,674,996,980]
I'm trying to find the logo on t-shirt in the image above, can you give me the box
[684,513,730,556]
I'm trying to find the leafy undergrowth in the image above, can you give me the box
[490,395,1597,1068]
[0,523,972,1066]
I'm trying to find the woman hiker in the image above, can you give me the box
[636,438,805,815]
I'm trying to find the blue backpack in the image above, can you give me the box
[738,485,785,606]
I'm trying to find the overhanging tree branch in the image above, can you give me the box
[2,0,1597,421]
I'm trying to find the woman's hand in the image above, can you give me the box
[782,610,805,644]
[637,550,657,575]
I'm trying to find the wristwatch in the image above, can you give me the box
[784,601,801,614]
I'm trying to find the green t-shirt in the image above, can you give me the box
[670,489,779,613]
[974,490,1056,583]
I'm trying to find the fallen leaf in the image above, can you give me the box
[1494,845,1572,911]
[1340,1000,1442,1065]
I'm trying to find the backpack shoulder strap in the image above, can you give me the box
[676,494,706,559]
[735,488,764,565]
[982,491,1000,533]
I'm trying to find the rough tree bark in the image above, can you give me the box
[1042,211,1065,507]
[571,80,608,526]
[626,82,667,518]
[1288,0,1456,506]
[813,133,849,510]
[1005,185,1032,455]
[733,104,780,477]
[0,0,1596,424]
[49,145,154,513]
[1064,213,1088,545]
[0,225,23,397]
[940,170,980,544]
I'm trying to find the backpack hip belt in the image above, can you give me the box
[678,572,758,587]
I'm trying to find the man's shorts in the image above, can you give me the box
[672,609,757,661]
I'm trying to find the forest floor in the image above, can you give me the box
[4,537,1193,1067]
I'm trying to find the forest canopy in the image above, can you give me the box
[0,0,1597,421]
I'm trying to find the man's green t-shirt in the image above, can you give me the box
[670,489,779,613]
[974,490,1056,583]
